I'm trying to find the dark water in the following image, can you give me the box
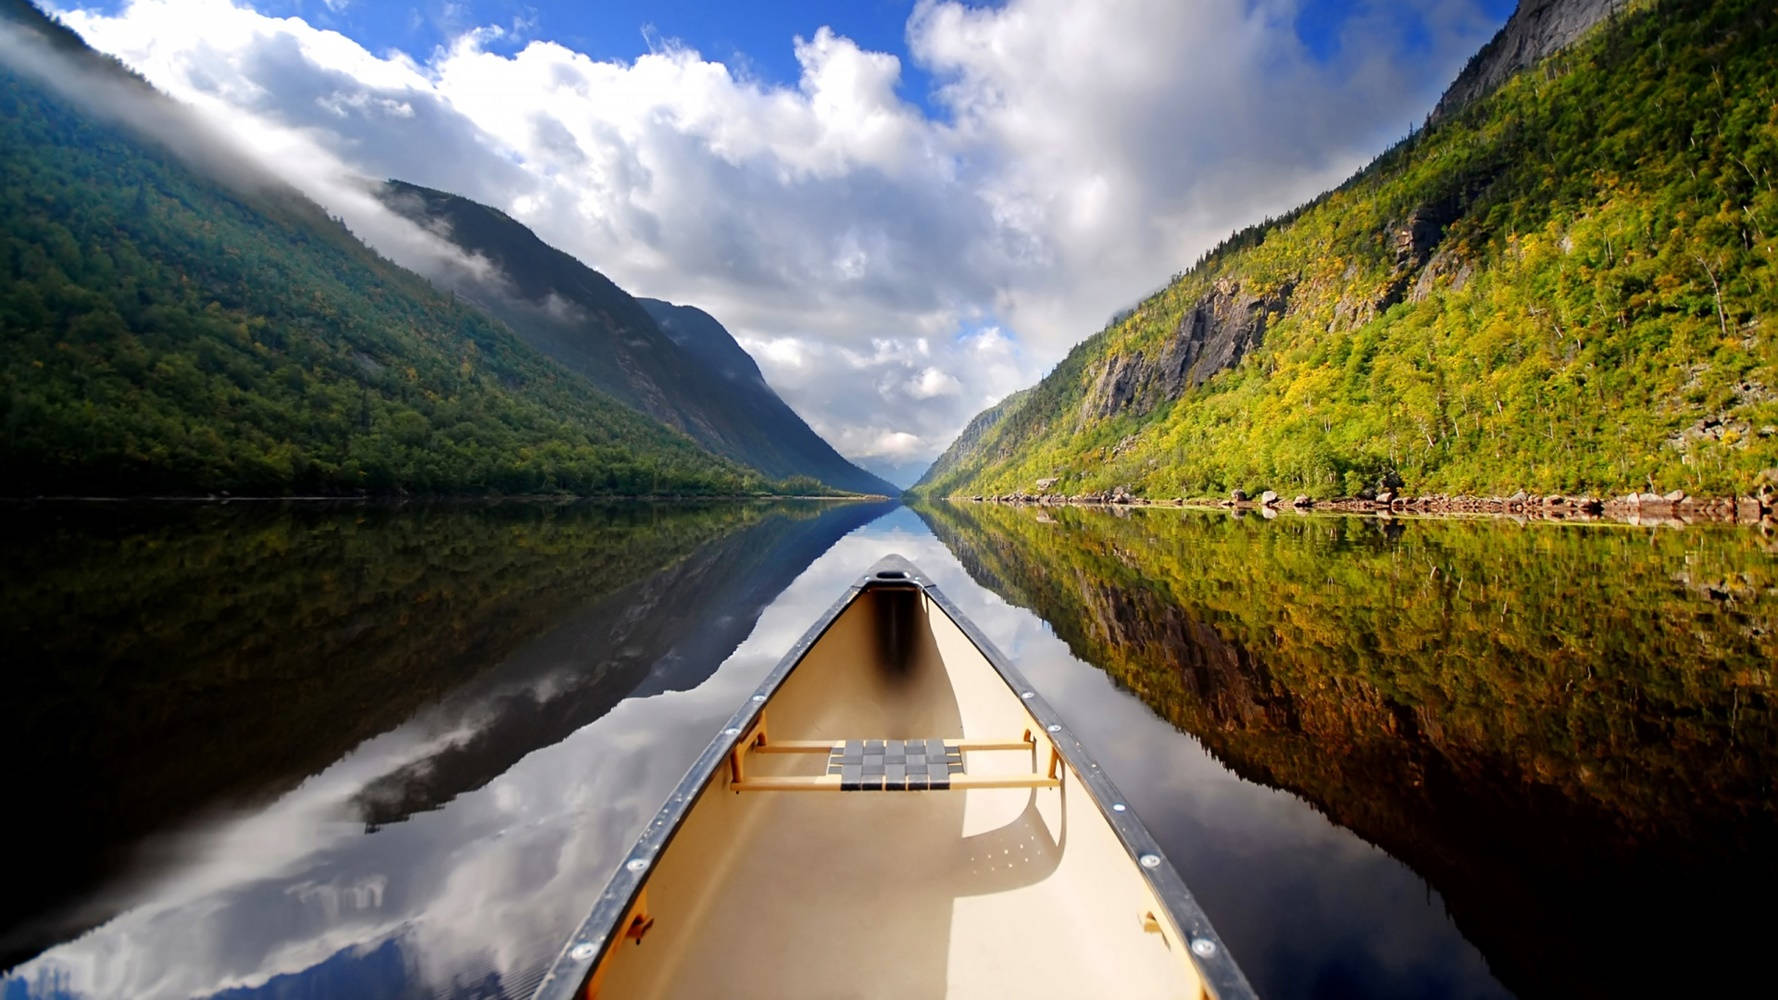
[2,501,1773,998]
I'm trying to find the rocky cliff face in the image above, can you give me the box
[1430,0,1624,121]
[1067,2,1629,431]
[1078,280,1293,422]
[1054,1,1627,431]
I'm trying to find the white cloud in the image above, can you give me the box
[908,366,962,400]
[739,334,811,371]
[47,0,1503,479]
[872,430,925,458]
[735,327,1024,478]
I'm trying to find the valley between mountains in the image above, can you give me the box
[2,0,1774,509]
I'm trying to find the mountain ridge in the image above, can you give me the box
[637,296,902,495]
[379,180,898,497]
[0,0,807,497]
[1430,0,1624,123]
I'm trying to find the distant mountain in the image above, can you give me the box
[0,0,773,497]
[638,297,902,494]
[914,388,1030,493]
[379,181,898,497]
[637,298,768,390]
[916,0,1777,500]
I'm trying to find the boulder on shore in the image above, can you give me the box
[1292,495,1311,507]
[1231,489,1247,502]
[1377,491,1396,504]
[1035,477,1059,490]
[1260,490,1279,506]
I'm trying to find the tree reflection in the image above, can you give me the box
[0,499,879,967]
[917,501,1777,997]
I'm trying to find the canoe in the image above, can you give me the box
[533,555,1255,1000]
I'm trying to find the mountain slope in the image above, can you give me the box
[637,298,764,384]
[917,0,1777,500]
[379,181,898,496]
[0,1,769,497]
[637,297,900,495]
[1430,0,1621,122]
[916,388,1031,494]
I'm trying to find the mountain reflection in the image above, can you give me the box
[916,501,1777,998]
[0,499,891,970]
[347,499,894,830]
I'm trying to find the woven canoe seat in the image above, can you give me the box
[729,732,1058,792]
[828,739,965,790]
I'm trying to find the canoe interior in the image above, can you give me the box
[580,578,1217,999]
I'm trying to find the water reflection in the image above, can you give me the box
[7,501,1768,999]
[916,501,1778,998]
[0,499,890,971]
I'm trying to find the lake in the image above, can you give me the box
[2,500,1772,998]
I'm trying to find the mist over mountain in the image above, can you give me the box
[0,0,789,497]
[378,180,898,496]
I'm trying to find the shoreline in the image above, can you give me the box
[0,493,895,505]
[944,490,1775,527]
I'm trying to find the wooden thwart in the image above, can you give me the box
[751,738,1037,754]
[732,773,1062,792]
[727,717,1061,793]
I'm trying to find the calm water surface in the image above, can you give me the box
[2,500,1772,998]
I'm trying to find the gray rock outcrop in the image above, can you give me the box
[1079,279,1292,422]
[1430,0,1624,123]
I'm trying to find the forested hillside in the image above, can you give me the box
[0,2,779,497]
[377,181,896,496]
[917,0,1777,500]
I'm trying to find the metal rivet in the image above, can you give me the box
[1020,691,1035,699]
[1139,853,1161,869]
[625,858,648,873]
[1191,938,1217,958]
[1112,803,1127,812]
[750,694,766,702]
[1046,724,1061,733]
[722,727,741,736]
[569,943,597,961]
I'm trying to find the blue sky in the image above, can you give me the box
[79,0,1514,117]
[55,0,1518,485]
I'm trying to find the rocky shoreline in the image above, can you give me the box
[949,484,1778,526]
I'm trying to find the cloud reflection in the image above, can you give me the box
[7,507,1501,999]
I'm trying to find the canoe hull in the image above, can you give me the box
[534,556,1254,1000]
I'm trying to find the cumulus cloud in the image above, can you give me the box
[734,328,1031,485]
[907,367,961,400]
[49,0,1504,481]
